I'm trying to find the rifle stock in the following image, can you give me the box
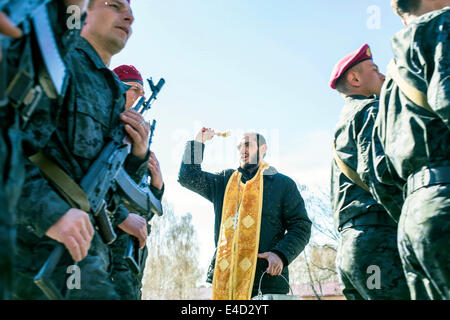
[33,244,65,300]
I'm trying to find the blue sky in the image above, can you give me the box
[111,1,405,272]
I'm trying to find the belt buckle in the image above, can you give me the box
[339,219,354,231]
[421,168,431,186]
[407,167,432,198]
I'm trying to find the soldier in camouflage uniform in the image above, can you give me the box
[110,65,165,300]
[330,44,410,300]
[0,0,88,300]
[13,0,152,299]
[374,0,450,299]
[0,7,23,300]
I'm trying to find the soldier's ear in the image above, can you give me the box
[347,71,361,88]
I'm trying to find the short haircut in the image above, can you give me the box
[390,0,421,18]
[335,76,351,95]
[242,132,267,148]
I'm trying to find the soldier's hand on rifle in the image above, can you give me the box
[120,109,150,160]
[195,127,215,144]
[45,209,94,262]
[148,151,163,190]
[118,213,148,248]
[257,252,284,276]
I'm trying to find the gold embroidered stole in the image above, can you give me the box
[212,162,269,300]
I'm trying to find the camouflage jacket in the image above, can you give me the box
[0,1,80,220]
[17,36,148,240]
[331,95,386,230]
[375,8,450,193]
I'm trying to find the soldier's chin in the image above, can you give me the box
[109,36,127,54]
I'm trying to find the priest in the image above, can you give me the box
[178,128,311,299]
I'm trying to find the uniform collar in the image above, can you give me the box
[346,94,378,101]
[76,37,109,70]
[76,37,129,96]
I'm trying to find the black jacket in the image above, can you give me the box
[178,141,311,296]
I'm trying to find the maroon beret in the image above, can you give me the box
[329,44,373,90]
[113,65,143,85]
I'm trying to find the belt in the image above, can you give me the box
[339,208,396,231]
[406,166,450,198]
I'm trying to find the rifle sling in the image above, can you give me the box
[32,2,67,98]
[332,143,370,192]
[387,59,435,114]
[29,152,90,212]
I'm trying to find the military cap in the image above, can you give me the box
[113,64,143,85]
[329,44,373,89]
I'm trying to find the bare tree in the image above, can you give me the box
[142,201,203,299]
[289,183,340,299]
[296,183,339,245]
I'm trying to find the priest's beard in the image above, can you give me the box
[240,151,260,171]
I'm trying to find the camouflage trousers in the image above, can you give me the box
[110,231,148,300]
[0,222,15,300]
[13,231,120,300]
[399,184,450,300]
[336,224,410,300]
[0,121,24,300]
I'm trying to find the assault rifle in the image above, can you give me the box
[0,0,69,123]
[34,77,166,299]
[124,118,161,275]
[117,79,164,217]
